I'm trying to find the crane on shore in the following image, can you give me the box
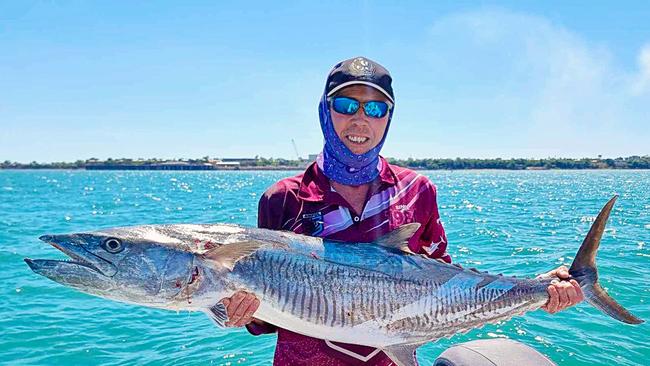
[291,139,304,162]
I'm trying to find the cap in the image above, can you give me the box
[325,57,394,103]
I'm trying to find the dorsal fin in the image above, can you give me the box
[201,240,265,270]
[373,223,421,253]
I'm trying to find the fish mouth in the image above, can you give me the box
[25,234,117,277]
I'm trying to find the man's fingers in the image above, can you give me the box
[542,266,585,314]
[544,285,559,313]
[227,292,245,312]
[233,294,255,320]
[555,266,570,279]
[567,280,584,305]
[564,282,578,305]
[570,279,585,302]
[224,291,248,326]
[557,283,571,309]
[225,292,260,327]
[234,298,261,327]
[243,298,261,320]
[544,278,585,315]
[538,265,570,280]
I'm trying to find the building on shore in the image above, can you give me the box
[214,161,240,169]
[220,158,258,165]
[86,161,217,170]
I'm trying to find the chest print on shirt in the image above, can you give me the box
[389,205,415,226]
[301,211,324,236]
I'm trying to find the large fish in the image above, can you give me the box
[25,196,642,365]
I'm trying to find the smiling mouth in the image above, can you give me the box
[346,135,369,145]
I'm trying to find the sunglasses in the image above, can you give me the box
[329,97,391,119]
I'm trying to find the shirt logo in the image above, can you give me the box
[390,209,414,226]
[302,211,324,236]
[348,57,375,77]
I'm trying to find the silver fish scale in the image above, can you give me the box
[230,247,550,339]
[28,198,644,364]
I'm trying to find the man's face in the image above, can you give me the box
[330,85,391,155]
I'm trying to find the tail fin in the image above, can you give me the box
[569,195,643,324]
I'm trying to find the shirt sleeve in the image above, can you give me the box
[257,183,289,230]
[413,180,452,263]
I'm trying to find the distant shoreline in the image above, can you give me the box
[3,167,650,172]
[2,156,649,170]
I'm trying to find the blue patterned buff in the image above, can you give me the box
[317,92,393,186]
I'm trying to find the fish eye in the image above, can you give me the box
[103,238,123,253]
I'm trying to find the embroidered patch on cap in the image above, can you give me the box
[348,57,375,77]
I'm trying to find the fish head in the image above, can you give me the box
[25,230,197,308]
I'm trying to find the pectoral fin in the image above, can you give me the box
[384,343,422,366]
[204,302,229,328]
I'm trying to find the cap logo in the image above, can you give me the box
[348,57,375,77]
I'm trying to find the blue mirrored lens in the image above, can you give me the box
[332,97,360,115]
[331,97,389,118]
[364,101,389,118]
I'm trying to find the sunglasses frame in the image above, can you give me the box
[328,96,392,119]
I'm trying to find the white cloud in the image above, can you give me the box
[407,8,650,158]
[632,43,650,95]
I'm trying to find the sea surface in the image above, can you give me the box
[1,170,648,365]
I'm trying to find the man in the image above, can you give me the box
[221,57,584,365]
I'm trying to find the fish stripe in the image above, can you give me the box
[299,268,307,319]
[316,286,323,325]
[331,281,338,327]
[268,254,276,299]
[215,238,551,344]
[306,274,314,321]
[290,260,299,314]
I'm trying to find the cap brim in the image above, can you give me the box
[327,81,394,104]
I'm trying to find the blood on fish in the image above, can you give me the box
[188,267,199,285]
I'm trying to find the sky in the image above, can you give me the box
[1,1,649,163]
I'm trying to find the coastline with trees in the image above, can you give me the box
[2,155,650,170]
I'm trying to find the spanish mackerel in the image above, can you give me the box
[25,196,643,365]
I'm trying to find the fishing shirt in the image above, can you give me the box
[248,156,450,365]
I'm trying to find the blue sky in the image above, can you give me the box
[1,1,649,162]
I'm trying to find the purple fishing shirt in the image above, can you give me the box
[248,157,450,365]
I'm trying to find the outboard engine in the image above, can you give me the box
[434,339,556,366]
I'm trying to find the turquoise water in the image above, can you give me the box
[1,170,648,365]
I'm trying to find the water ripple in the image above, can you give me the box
[1,170,648,365]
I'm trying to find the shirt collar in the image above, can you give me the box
[298,156,397,202]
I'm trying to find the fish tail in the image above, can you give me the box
[568,195,643,324]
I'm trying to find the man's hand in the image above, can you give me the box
[221,291,260,327]
[539,266,584,314]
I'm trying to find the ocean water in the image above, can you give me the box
[1,169,648,365]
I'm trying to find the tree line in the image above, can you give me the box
[385,156,650,170]
[2,156,650,170]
